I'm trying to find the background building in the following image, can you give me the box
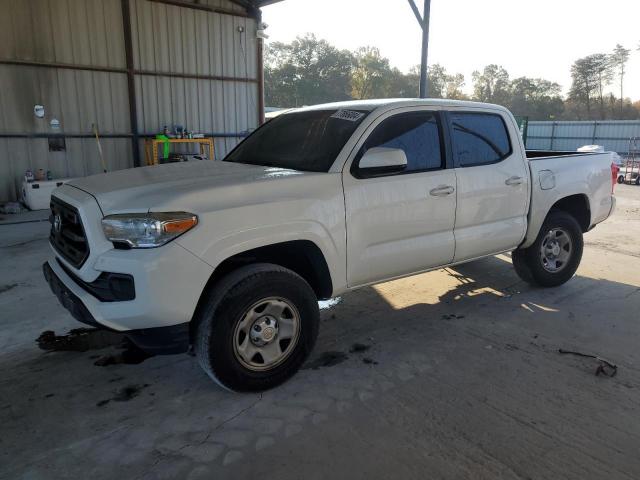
[0,0,278,202]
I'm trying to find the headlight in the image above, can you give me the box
[101,212,198,248]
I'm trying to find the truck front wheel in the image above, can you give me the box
[512,210,584,288]
[194,263,319,392]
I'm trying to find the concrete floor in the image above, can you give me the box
[1,185,639,480]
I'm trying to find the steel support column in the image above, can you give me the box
[252,6,265,125]
[407,0,431,98]
[121,0,141,168]
[257,37,265,125]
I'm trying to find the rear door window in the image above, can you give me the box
[450,112,511,167]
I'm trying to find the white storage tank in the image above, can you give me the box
[22,178,76,211]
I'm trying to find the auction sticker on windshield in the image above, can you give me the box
[331,110,366,122]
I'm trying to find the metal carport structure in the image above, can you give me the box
[0,0,283,202]
[0,0,433,203]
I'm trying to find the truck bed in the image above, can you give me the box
[521,150,615,249]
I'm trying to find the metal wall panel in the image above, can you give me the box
[527,121,640,154]
[201,0,248,14]
[0,137,132,201]
[0,62,131,201]
[0,0,125,67]
[130,1,256,78]
[0,0,130,201]
[130,0,258,159]
[134,75,255,159]
[0,0,258,201]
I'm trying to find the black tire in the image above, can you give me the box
[194,263,319,392]
[635,176,640,186]
[617,175,624,184]
[512,210,583,288]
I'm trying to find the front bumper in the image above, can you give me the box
[43,184,214,354]
[43,261,101,329]
[43,261,190,355]
[46,239,212,332]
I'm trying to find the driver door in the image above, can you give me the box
[343,108,457,287]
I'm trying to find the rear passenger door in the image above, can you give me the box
[343,108,457,287]
[447,110,529,262]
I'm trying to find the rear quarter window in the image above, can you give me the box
[450,112,511,167]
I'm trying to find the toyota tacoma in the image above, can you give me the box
[43,99,617,391]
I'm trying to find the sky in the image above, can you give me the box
[262,0,640,101]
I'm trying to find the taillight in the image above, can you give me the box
[611,163,619,193]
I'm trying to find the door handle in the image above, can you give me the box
[505,176,523,186]
[429,185,455,197]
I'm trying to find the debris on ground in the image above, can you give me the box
[349,343,371,353]
[96,384,151,407]
[319,297,342,310]
[36,329,154,366]
[559,348,618,377]
[304,351,348,370]
[362,357,378,365]
[93,341,153,366]
[36,328,124,352]
[441,314,465,320]
[0,283,18,294]
[0,202,24,214]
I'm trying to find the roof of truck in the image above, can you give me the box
[292,98,509,114]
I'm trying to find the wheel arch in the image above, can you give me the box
[548,194,591,232]
[522,192,591,248]
[189,240,333,343]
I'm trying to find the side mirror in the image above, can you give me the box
[359,147,407,172]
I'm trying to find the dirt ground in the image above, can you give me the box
[1,184,639,480]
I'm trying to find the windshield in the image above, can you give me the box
[224,109,369,172]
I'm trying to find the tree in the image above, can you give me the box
[591,53,614,118]
[471,65,511,105]
[426,64,468,99]
[510,77,564,120]
[445,73,467,100]
[388,66,419,98]
[385,64,467,99]
[264,34,354,107]
[611,44,631,115]
[263,34,640,120]
[351,47,393,99]
[425,64,448,98]
[569,56,600,119]
[608,97,640,120]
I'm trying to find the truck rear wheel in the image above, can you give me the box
[194,263,319,392]
[512,210,583,288]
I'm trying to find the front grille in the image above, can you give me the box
[49,197,90,268]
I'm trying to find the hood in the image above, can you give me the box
[68,161,310,214]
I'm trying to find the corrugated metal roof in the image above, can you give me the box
[231,0,285,7]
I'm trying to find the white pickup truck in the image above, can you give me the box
[43,99,617,391]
